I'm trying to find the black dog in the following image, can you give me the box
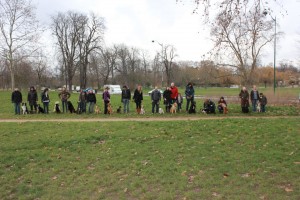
[116,106,122,113]
[188,101,196,114]
[54,101,61,113]
[37,104,44,114]
[67,101,76,113]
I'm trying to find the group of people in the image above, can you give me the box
[11,83,268,115]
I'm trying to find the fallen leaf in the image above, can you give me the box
[212,192,220,197]
[285,187,293,192]
[124,188,128,193]
[223,173,229,178]
[52,176,57,180]
[241,173,250,178]
[188,175,194,183]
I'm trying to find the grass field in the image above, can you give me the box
[0,118,299,199]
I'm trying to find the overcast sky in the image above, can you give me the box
[34,0,300,66]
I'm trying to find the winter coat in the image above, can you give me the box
[151,89,161,101]
[133,89,143,102]
[239,90,249,107]
[163,89,172,104]
[259,95,268,106]
[250,90,259,100]
[27,90,38,104]
[121,89,131,100]
[41,92,50,103]
[11,91,22,103]
[170,86,178,100]
[185,85,194,100]
[78,91,87,102]
[58,91,71,101]
[102,91,110,101]
[87,93,96,103]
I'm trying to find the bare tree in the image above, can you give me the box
[0,0,41,90]
[161,45,177,86]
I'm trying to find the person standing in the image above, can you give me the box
[133,85,143,114]
[185,82,194,112]
[102,87,111,114]
[121,85,131,113]
[58,87,71,113]
[177,93,183,112]
[27,86,38,113]
[41,88,50,114]
[78,89,87,114]
[11,88,22,115]
[163,87,172,113]
[170,82,178,104]
[239,86,250,113]
[87,90,96,114]
[250,85,259,112]
[151,86,161,114]
[259,93,268,113]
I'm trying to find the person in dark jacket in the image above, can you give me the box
[27,86,38,113]
[203,99,216,114]
[78,89,87,113]
[185,82,194,112]
[102,87,111,114]
[121,85,131,113]
[87,90,96,114]
[41,88,50,114]
[151,86,161,114]
[58,87,71,113]
[133,85,143,114]
[259,93,268,112]
[217,96,227,114]
[239,86,250,113]
[250,85,259,112]
[11,88,22,115]
[163,87,172,113]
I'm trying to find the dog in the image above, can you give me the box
[189,101,196,114]
[170,102,177,114]
[257,102,261,112]
[116,106,122,114]
[139,105,145,115]
[95,105,100,114]
[220,103,228,114]
[21,103,29,115]
[201,109,207,114]
[67,101,76,113]
[37,104,44,114]
[54,101,61,113]
[159,108,164,114]
[107,103,113,115]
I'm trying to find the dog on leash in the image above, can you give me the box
[95,105,100,114]
[220,103,228,114]
[116,106,122,114]
[21,103,29,115]
[54,101,61,113]
[67,101,76,113]
[159,108,164,114]
[107,103,113,115]
[37,104,44,114]
[257,102,261,112]
[170,102,177,114]
[139,105,145,115]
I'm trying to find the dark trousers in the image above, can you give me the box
[104,100,109,114]
[186,98,193,111]
[135,101,142,109]
[30,102,37,113]
[152,100,159,113]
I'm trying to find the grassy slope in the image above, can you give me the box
[0,119,299,199]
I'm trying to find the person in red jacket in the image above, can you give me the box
[170,82,178,104]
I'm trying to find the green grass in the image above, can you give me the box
[0,119,299,199]
[0,89,299,119]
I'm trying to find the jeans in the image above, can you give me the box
[30,103,37,113]
[186,98,193,111]
[252,99,258,112]
[14,103,21,115]
[79,101,86,113]
[43,102,49,114]
[88,102,95,113]
[152,100,159,113]
[62,100,68,113]
[122,99,130,113]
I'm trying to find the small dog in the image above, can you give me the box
[21,103,29,115]
[67,101,76,113]
[170,102,177,114]
[139,105,145,115]
[116,106,122,113]
[37,104,44,114]
[159,108,164,114]
[257,102,261,112]
[95,105,100,114]
[107,103,113,115]
[201,109,207,114]
[189,101,196,114]
[220,103,228,114]
[54,101,61,113]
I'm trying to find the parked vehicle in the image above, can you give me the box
[103,85,122,94]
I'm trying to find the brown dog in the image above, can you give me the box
[220,103,228,114]
[107,103,113,115]
[95,105,100,114]
[170,102,177,114]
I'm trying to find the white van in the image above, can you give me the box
[104,85,122,94]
